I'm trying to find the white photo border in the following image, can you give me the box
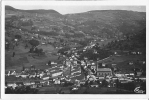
[1,0,149,99]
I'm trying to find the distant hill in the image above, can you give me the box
[5,5,62,15]
[5,6,146,39]
[5,5,17,11]
[65,10,146,38]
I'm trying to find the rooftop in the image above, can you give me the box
[97,68,111,72]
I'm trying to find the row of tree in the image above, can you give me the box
[5,86,38,94]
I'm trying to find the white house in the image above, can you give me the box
[54,79,60,85]
[7,82,17,89]
[20,73,29,78]
[52,72,63,77]
[24,82,31,86]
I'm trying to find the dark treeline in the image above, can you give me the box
[105,28,146,51]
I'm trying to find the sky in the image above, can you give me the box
[4,0,146,14]
[6,5,146,14]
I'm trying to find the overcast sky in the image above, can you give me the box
[5,0,146,15]
[6,5,145,14]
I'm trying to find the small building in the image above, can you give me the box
[112,76,118,81]
[20,73,29,78]
[52,71,63,77]
[6,82,18,89]
[24,81,31,86]
[115,73,125,77]
[54,78,61,85]
[42,75,50,80]
[30,84,37,88]
[98,75,105,79]
[126,75,134,79]
[79,80,86,85]
[6,82,16,87]
[35,81,40,85]
[96,68,112,76]
[30,81,35,85]
[23,67,30,71]
[136,71,142,76]
[90,82,99,88]
[60,79,67,85]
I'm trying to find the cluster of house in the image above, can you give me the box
[5,55,146,90]
[5,36,146,90]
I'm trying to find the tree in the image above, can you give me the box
[116,79,120,88]
[12,52,15,57]
[58,47,70,55]
[48,60,51,66]
[5,87,13,94]
[5,43,10,50]
[126,82,135,92]
[142,65,146,76]
[38,48,43,54]
[102,80,108,87]
[15,35,21,40]
[29,47,34,53]
[34,48,43,56]
[34,48,39,54]
[140,82,146,93]
[29,39,39,47]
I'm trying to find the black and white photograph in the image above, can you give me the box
[1,0,148,99]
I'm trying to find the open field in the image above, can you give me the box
[5,43,62,71]
[99,55,145,64]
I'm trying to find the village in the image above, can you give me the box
[5,31,146,94]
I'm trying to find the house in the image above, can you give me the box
[112,76,118,80]
[30,84,37,88]
[54,78,60,85]
[20,73,29,78]
[96,68,112,76]
[115,73,125,77]
[15,70,22,77]
[35,81,40,85]
[60,79,67,85]
[5,71,15,76]
[90,82,99,88]
[51,62,57,65]
[97,75,105,79]
[10,71,17,75]
[29,74,36,78]
[30,81,35,85]
[5,71,10,76]
[42,74,50,80]
[136,71,142,76]
[135,76,146,81]
[24,81,31,86]
[126,75,134,79]
[39,72,45,78]
[51,71,63,77]
[30,65,36,70]
[23,67,30,71]
[119,80,129,83]
[6,82,17,89]
[79,80,86,85]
